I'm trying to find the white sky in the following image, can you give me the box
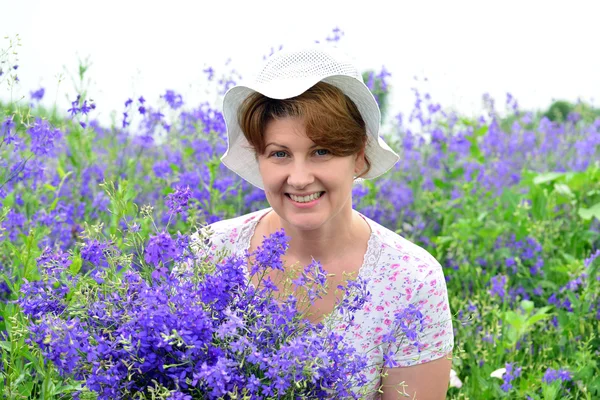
[2,0,599,128]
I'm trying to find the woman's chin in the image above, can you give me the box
[277,209,327,231]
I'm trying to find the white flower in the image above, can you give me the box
[449,369,463,388]
[490,367,507,379]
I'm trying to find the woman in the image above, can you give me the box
[193,45,454,399]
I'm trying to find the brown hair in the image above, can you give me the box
[237,81,372,178]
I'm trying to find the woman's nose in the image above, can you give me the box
[287,161,314,189]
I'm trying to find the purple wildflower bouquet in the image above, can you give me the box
[18,209,377,399]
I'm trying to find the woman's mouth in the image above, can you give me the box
[285,191,325,204]
[286,192,325,203]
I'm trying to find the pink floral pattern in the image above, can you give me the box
[191,208,454,398]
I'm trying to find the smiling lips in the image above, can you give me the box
[286,191,325,203]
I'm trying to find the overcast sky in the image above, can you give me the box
[2,0,599,128]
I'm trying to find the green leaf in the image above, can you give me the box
[2,192,15,209]
[465,127,487,163]
[578,202,600,221]
[450,167,465,179]
[459,117,476,127]
[54,383,85,394]
[473,125,489,137]
[476,211,489,222]
[433,178,451,190]
[57,163,66,179]
[70,254,82,274]
[49,197,59,212]
[527,311,551,326]
[465,137,484,163]
[533,172,565,185]
[504,329,516,345]
[565,169,590,192]
[435,236,453,245]
[560,252,579,263]
[504,311,525,331]
[521,300,534,313]
[17,380,35,397]
[553,183,574,198]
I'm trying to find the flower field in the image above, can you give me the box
[1,41,600,399]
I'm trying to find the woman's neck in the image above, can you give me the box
[264,205,370,266]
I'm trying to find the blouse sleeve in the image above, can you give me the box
[385,255,454,367]
[189,225,220,263]
[190,221,240,264]
[172,221,238,277]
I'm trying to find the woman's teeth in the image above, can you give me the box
[289,192,324,203]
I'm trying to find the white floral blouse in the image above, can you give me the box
[190,207,454,398]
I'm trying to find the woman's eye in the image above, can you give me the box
[270,149,329,158]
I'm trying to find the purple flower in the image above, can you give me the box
[1,115,17,145]
[23,234,371,399]
[144,231,178,266]
[203,67,215,80]
[168,392,192,400]
[173,232,190,262]
[543,368,572,384]
[377,66,392,90]
[29,316,92,376]
[30,87,45,101]
[153,160,171,178]
[567,112,581,123]
[68,95,81,116]
[393,304,425,345]
[584,249,600,268]
[162,90,184,110]
[383,351,399,368]
[166,186,192,215]
[80,100,94,115]
[217,77,238,96]
[68,105,79,116]
[505,257,517,274]
[325,26,344,42]
[249,229,290,275]
[27,118,62,156]
[529,257,544,276]
[501,362,521,392]
[490,275,507,300]
[17,248,75,318]
[80,239,115,273]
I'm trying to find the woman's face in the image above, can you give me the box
[257,117,365,231]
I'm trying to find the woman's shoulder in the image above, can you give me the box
[360,213,443,279]
[363,213,439,263]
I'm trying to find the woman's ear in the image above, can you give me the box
[354,148,367,176]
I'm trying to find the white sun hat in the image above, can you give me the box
[220,44,400,190]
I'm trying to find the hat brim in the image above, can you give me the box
[221,75,399,190]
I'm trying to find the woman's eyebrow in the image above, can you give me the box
[265,142,318,149]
